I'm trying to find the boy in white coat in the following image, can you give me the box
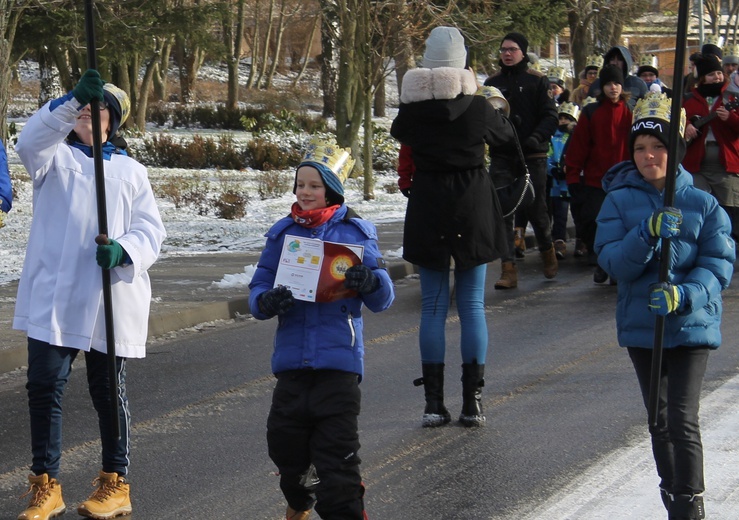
[14,69,166,520]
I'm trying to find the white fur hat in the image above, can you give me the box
[423,27,467,69]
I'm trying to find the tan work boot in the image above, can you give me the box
[494,261,518,289]
[77,471,131,519]
[541,245,558,279]
[513,227,526,258]
[287,506,312,519]
[18,474,66,520]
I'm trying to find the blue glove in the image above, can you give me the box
[72,69,105,106]
[258,286,294,317]
[640,207,683,242]
[344,264,379,294]
[96,237,127,269]
[648,282,684,315]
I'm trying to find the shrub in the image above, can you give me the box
[257,170,293,200]
[154,178,211,214]
[137,133,245,170]
[246,138,302,170]
[212,189,248,220]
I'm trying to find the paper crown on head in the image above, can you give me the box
[102,83,130,136]
[476,85,510,116]
[547,66,567,86]
[558,102,581,121]
[299,138,355,186]
[704,34,723,47]
[585,54,604,70]
[723,44,739,64]
[639,54,658,68]
[529,61,542,72]
[582,96,598,107]
[632,92,686,138]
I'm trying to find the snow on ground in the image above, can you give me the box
[1,62,406,287]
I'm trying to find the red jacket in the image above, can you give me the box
[682,85,739,175]
[565,99,632,189]
[397,143,415,191]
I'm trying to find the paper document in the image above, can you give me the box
[274,235,364,302]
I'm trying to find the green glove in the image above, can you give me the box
[648,282,684,316]
[73,69,105,106]
[96,239,127,269]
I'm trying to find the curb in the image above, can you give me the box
[0,261,420,375]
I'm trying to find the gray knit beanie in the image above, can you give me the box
[422,27,467,69]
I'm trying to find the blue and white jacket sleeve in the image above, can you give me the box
[0,142,11,213]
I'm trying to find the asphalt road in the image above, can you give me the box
[1,256,738,519]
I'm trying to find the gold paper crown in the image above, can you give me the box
[639,54,658,68]
[723,44,739,57]
[301,138,355,184]
[704,34,723,47]
[585,54,604,69]
[632,92,686,137]
[529,62,542,72]
[476,86,510,116]
[558,102,581,121]
[582,96,598,107]
[103,84,130,126]
[547,66,567,83]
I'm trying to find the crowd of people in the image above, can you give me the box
[1,24,736,520]
[390,29,735,520]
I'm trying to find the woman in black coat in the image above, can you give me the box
[391,26,515,428]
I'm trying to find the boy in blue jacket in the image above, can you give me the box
[0,141,11,227]
[548,102,579,259]
[249,139,394,520]
[595,93,735,519]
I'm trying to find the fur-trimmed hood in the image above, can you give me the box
[400,67,478,104]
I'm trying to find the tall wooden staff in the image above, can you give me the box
[648,0,690,427]
[84,0,120,439]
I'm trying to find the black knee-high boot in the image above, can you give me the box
[413,363,451,427]
[459,362,485,427]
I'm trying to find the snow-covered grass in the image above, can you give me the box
[1,63,406,286]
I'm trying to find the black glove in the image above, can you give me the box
[72,69,105,106]
[401,188,411,198]
[344,264,379,294]
[554,165,566,181]
[258,286,294,317]
[523,133,542,151]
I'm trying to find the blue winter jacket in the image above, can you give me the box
[248,205,395,380]
[0,141,11,213]
[595,161,735,350]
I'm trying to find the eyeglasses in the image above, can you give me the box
[499,47,521,54]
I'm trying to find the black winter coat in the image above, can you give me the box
[484,61,559,157]
[391,67,516,271]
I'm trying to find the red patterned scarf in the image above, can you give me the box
[291,202,340,228]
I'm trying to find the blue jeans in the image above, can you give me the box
[26,338,130,479]
[628,346,709,496]
[418,265,488,365]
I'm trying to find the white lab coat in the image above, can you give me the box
[13,96,166,358]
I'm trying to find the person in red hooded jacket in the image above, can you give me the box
[565,64,632,284]
[682,52,739,241]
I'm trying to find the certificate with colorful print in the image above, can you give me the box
[274,235,363,302]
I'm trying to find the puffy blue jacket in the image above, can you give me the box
[249,205,394,380]
[595,161,735,349]
[0,141,11,213]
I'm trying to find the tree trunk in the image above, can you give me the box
[320,0,339,118]
[256,0,276,89]
[293,14,319,87]
[392,3,414,95]
[246,0,261,90]
[152,38,172,102]
[225,0,246,109]
[135,49,160,132]
[373,61,385,118]
[38,50,63,107]
[265,0,292,89]
[0,0,26,143]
